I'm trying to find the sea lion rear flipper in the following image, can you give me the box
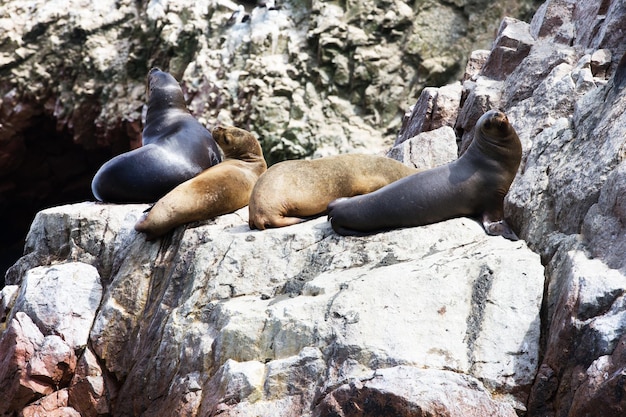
[482,215,519,241]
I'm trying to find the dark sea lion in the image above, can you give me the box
[248,154,418,230]
[135,126,267,240]
[327,110,522,240]
[91,68,222,203]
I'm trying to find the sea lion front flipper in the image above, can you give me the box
[482,214,519,241]
[271,216,306,228]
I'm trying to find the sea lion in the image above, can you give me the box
[91,68,222,203]
[248,154,418,229]
[135,126,267,240]
[327,109,522,240]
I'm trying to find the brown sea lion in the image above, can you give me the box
[327,110,522,240]
[91,68,222,203]
[248,154,418,229]
[135,126,266,240]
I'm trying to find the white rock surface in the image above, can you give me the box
[6,202,543,416]
[10,263,103,350]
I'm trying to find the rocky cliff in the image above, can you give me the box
[2,0,626,416]
[0,0,540,279]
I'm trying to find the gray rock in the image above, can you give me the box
[314,367,518,417]
[388,126,458,170]
[8,202,543,415]
[4,1,626,416]
[390,2,626,417]
[395,82,463,145]
[0,0,544,166]
[9,263,102,350]
[481,17,535,81]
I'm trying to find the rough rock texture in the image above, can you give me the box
[3,0,626,416]
[0,0,541,280]
[387,125,458,170]
[0,263,101,415]
[394,1,626,416]
[4,202,543,416]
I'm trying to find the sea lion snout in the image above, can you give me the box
[481,110,512,136]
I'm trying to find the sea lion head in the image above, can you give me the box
[478,110,515,140]
[146,67,186,110]
[474,109,522,163]
[212,125,265,163]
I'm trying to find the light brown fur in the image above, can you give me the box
[248,154,417,229]
[135,126,267,239]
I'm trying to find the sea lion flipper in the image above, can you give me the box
[482,215,519,241]
[328,218,374,237]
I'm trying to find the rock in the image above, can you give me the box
[313,367,518,417]
[590,49,612,78]
[0,284,19,329]
[68,347,115,417]
[501,42,579,106]
[4,0,626,416]
[28,335,76,389]
[392,2,626,417]
[387,126,458,169]
[395,82,463,146]
[0,262,102,414]
[581,161,626,271]
[0,312,47,413]
[481,17,535,81]
[21,389,81,417]
[567,334,626,417]
[0,0,542,279]
[527,250,626,416]
[455,76,504,149]
[9,263,103,350]
[530,0,577,44]
[7,202,543,416]
[463,49,490,81]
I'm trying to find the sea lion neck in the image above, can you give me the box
[147,87,186,113]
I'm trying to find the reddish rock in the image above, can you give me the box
[28,335,77,389]
[567,335,626,417]
[481,17,535,81]
[69,347,115,417]
[395,82,462,146]
[21,389,82,417]
[0,312,46,414]
[0,311,79,415]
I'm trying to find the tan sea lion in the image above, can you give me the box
[91,68,222,203]
[248,154,418,229]
[327,110,522,240]
[135,126,267,240]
